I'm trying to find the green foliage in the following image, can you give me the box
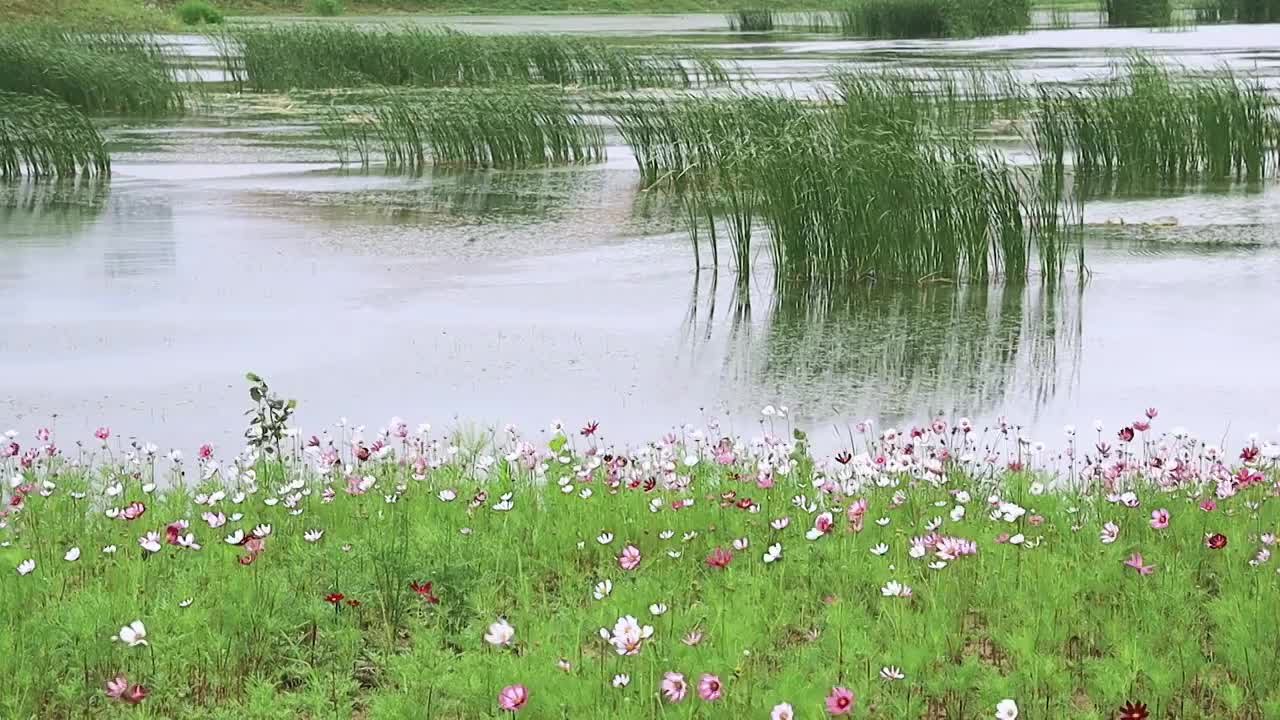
[1193,0,1279,21]
[322,88,606,171]
[1033,56,1280,194]
[1103,0,1172,25]
[243,372,296,456]
[310,0,345,14]
[823,0,1032,38]
[175,0,225,24]
[222,24,729,92]
[0,27,186,116]
[728,7,777,30]
[0,91,110,178]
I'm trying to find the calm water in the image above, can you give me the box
[3,18,1280,451]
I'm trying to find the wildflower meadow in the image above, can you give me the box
[3,378,1279,719]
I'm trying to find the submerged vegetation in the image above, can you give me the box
[1034,58,1280,193]
[4,383,1280,718]
[322,89,605,171]
[611,72,1078,283]
[0,92,110,179]
[224,25,729,92]
[0,28,185,116]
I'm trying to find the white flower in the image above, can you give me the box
[666,550,682,558]
[593,579,613,600]
[612,674,630,688]
[491,498,513,511]
[870,543,889,556]
[876,517,890,526]
[253,524,272,538]
[16,559,36,576]
[202,512,227,528]
[763,543,782,563]
[304,529,324,543]
[949,505,965,522]
[138,532,162,553]
[659,530,674,540]
[770,517,790,530]
[732,537,749,551]
[1009,533,1025,545]
[178,598,194,608]
[102,545,117,554]
[484,618,515,647]
[954,490,971,503]
[116,620,147,647]
[105,481,123,497]
[649,603,668,616]
[997,502,1026,522]
[771,703,795,720]
[928,561,948,570]
[603,615,655,656]
[579,488,593,499]
[682,531,698,542]
[64,547,81,562]
[880,580,912,597]
[924,516,942,531]
[1029,482,1045,496]
[224,529,245,545]
[880,666,905,680]
[177,533,201,550]
[438,489,457,502]
[1099,522,1119,544]
[996,698,1018,720]
[597,532,614,545]
[762,405,777,417]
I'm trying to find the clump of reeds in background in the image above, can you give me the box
[1102,0,1173,26]
[1033,56,1280,194]
[1193,0,1279,21]
[0,28,186,116]
[322,88,605,172]
[224,25,729,92]
[727,8,777,31]
[0,91,110,178]
[831,0,1032,38]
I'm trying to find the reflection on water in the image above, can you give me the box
[0,180,110,242]
[686,274,1083,426]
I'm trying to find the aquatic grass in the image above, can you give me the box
[225,25,729,92]
[1033,57,1280,193]
[174,0,224,25]
[0,92,110,179]
[3,389,1280,718]
[1193,0,1280,21]
[611,89,1077,283]
[1103,0,1173,25]
[832,66,1031,134]
[0,28,186,115]
[832,0,1032,37]
[727,7,777,30]
[323,89,605,171]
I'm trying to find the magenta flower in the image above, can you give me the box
[697,674,722,701]
[661,672,688,703]
[825,686,855,715]
[1124,553,1155,575]
[104,674,128,700]
[1149,508,1169,530]
[618,544,641,571]
[497,684,528,712]
[94,426,111,442]
[705,548,732,569]
[1199,498,1216,512]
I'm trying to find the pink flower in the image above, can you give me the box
[1149,508,1169,530]
[705,548,732,569]
[121,683,149,705]
[1145,407,1158,419]
[697,674,722,701]
[497,684,528,712]
[661,672,688,703]
[825,686,855,715]
[94,427,111,442]
[771,703,795,720]
[104,674,128,699]
[618,544,641,571]
[1027,515,1044,526]
[105,673,148,705]
[197,443,213,459]
[1124,552,1155,575]
[1199,498,1216,512]
[994,532,1010,544]
[814,511,834,534]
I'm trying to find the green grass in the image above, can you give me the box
[1033,57,1280,194]
[0,91,111,178]
[814,0,1032,38]
[0,0,176,31]
[3,386,1280,718]
[727,7,777,30]
[175,0,226,23]
[310,0,345,14]
[1102,0,1172,25]
[610,80,1075,283]
[1193,0,1279,21]
[223,24,729,92]
[322,88,605,170]
[0,28,186,116]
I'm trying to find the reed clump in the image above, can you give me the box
[225,25,729,92]
[832,0,1032,38]
[322,89,605,172]
[0,92,110,179]
[0,28,185,116]
[1193,0,1279,21]
[728,8,777,31]
[1103,0,1173,25]
[611,88,1077,283]
[1033,57,1280,192]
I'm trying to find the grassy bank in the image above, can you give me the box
[3,380,1280,718]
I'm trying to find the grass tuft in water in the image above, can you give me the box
[727,7,777,30]
[1033,56,1280,193]
[821,0,1032,38]
[225,25,729,92]
[323,89,605,172]
[1102,0,1173,25]
[0,91,110,179]
[0,28,186,116]
[1193,0,1280,21]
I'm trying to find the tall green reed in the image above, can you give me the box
[0,92,110,178]
[0,28,186,116]
[727,8,777,31]
[1103,0,1173,25]
[322,89,605,171]
[224,25,729,92]
[828,0,1032,38]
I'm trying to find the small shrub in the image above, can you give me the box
[175,0,224,25]
[310,0,344,16]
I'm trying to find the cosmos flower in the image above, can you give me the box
[771,702,795,720]
[661,672,688,703]
[593,579,613,600]
[410,581,440,604]
[763,543,782,563]
[1100,522,1119,544]
[1117,701,1149,720]
[116,621,147,647]
[64,547,80,562]
[880,666,905,681]
[996,698,1019,719]
[1205,533,1227,550]
[497,684,528,712]
[1124,553,1155,575]
[16,559,35,576]
[697,674,722,701]
[825,686,855,715]
[705,548,733,569]
[612,674,630,688]
[880,580,912,598]
[138,532,162,553]
[682,629,704,646]
[485,619,515,647]
[304,529,324,543]
[618,544,641,571]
